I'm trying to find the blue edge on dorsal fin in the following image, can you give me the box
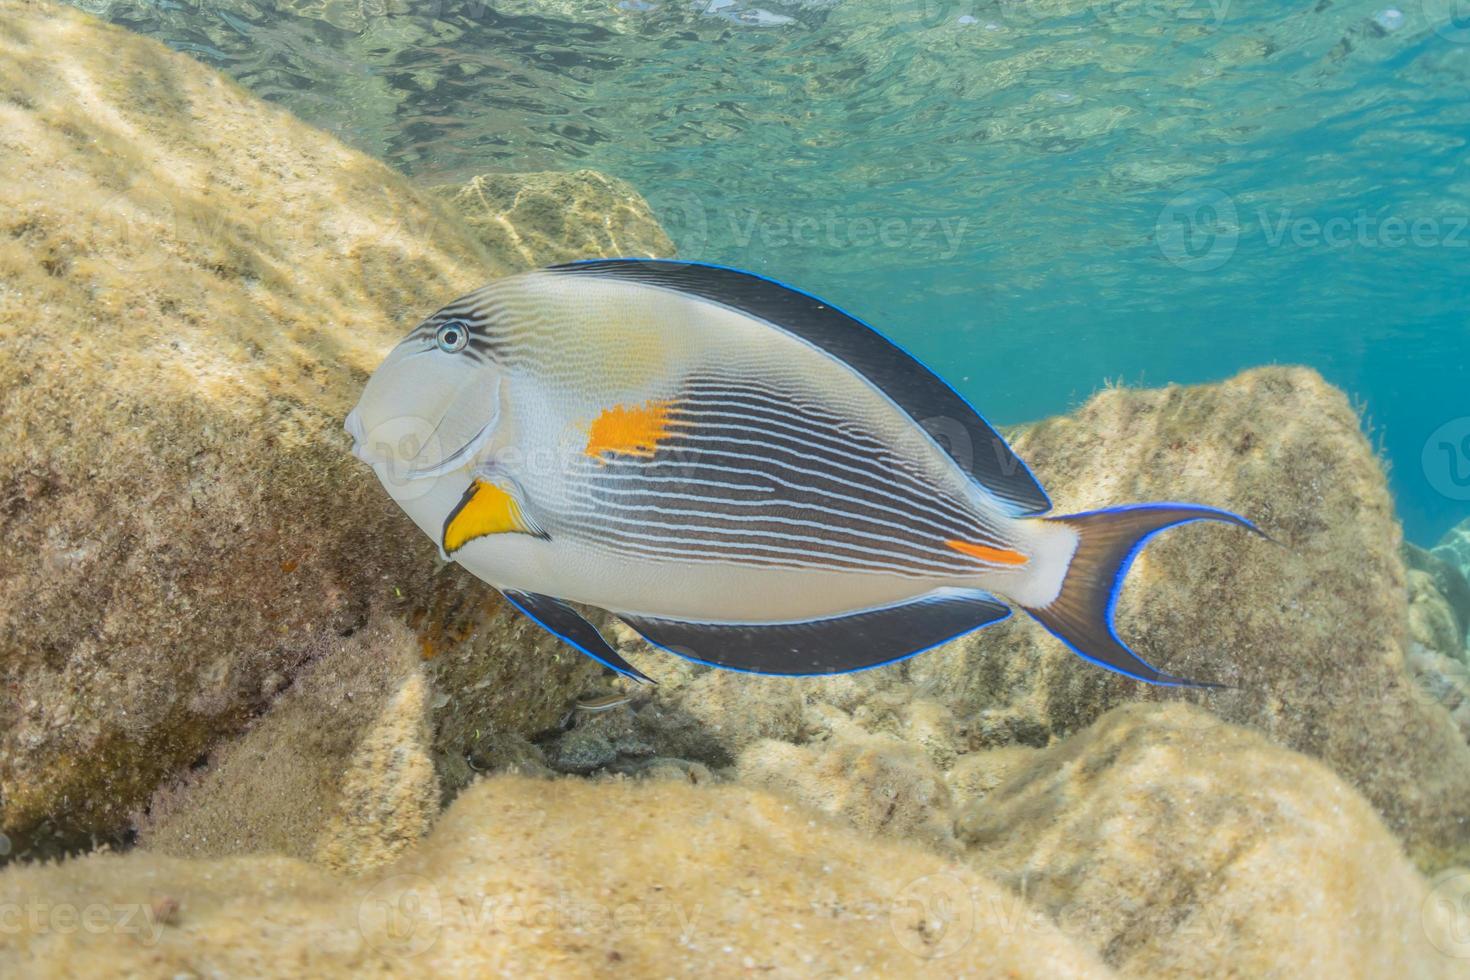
[550,258,1053,517]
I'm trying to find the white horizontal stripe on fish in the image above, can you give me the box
[642,432,990,539]
[561,521,970,577]
[567,480,994,560]
[559,508,975,576]
[673,400,889,456]
[584,454,994,546]
[661,418,983,532]
[575,537,924,576]
[578,472,777,495]
[674,380,993,530]
[562,491,975,566]
[679,381,879,430]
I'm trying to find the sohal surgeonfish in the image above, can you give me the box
[346,260,1260,685]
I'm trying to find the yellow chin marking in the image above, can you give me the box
[443,480,533,554]
[583,399,682,461]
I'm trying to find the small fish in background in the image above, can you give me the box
[556,690,643,730]
[346,260,1262,686]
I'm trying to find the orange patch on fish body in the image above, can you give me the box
[945,539,1030,566]
[584,399,682,460]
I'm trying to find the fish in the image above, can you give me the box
[556,690,641,730]
[574,691,640,713]
[346,259,1262,687]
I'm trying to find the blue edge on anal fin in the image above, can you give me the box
[500,589,654,685]
[618,591,1012,678]
[503,589,1016,682]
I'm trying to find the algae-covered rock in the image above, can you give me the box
[136,620,438,873]
[944,745,1039,811]
[1408,569,1465,665]
[0,0,668,854]
[431,170,674,267]
[1436,516,1470,578]
[0,778,1113,977]
[958,702,1459,978]
[1408,539,1470,645]
[311,670,438,875]
[902,367,1470,869]
[737,733,956,852]
[1406,644,1470,745]
[669,670,805,754]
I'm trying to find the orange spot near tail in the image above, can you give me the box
[584,399,682,460]
[945,539,1029,566]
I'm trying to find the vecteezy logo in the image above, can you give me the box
[1423,417,1470,501]
[1423,870,1470,958]
[1155,189,1239,272]
[1424,0,1470,44]
[355,415,447,503]
[889,872,975,959]
[652,187,710,259]
[357,873,443,957]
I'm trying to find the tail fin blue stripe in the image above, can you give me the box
[1024,502,1262,687]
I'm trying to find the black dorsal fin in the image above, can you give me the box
[617,591,1012,676]
[546,259,1052,516]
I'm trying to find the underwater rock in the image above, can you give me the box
[530,673,752,775]
[1435,516,1470,579]
[0,777,1112,977]
[1407,568,1466,665]
[667,670,805,755]
[943,745,1039,812]
[311,670,439,875]
[553,726,622,775]
[624,756,715,784]
[899,699,961,771]
[463,732,554,780]
[0,0,669,853]
[135,620,439,874]
[1417,534,1470,639]
[958,702,1459,978]
[430,170,674,267]
[1406,643,1470,744]
[900,367,1470,869]
[736,732,956,852]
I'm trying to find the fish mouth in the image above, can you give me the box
[402,374,503,479]
[346,375,500,479]
[404,411,498,480]
[343,408,493,479]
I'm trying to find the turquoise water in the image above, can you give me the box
[81,0,1469,541]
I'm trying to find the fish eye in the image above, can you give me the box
[435,321,469,353]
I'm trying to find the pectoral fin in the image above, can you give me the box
[501,590,654,684]
[442,477,547,555]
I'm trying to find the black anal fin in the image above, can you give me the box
[617,590,1012,676]
[501,590,654,684]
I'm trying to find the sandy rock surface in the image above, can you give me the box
[0,0,671,855]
